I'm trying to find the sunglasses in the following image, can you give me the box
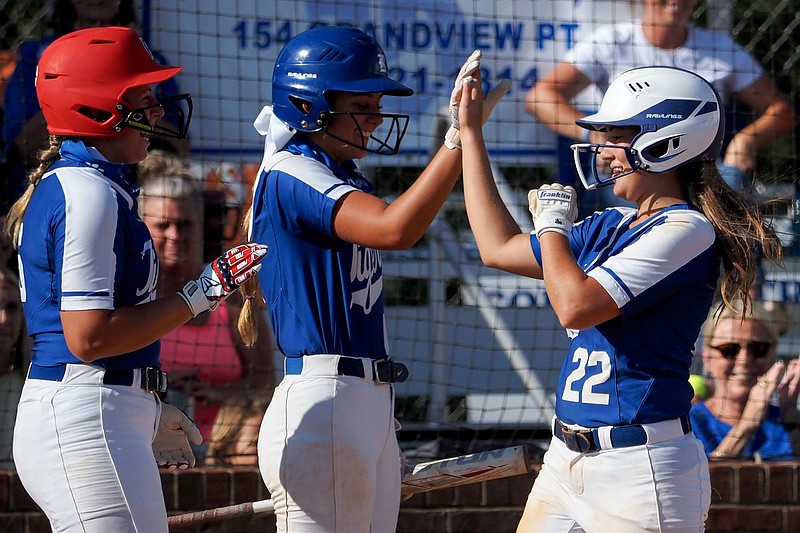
[710,341,774,360]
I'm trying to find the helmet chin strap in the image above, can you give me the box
[322,111,408,156]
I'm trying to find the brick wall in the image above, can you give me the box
[2,462,800,532]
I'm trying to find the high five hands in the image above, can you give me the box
[445,50,511,150]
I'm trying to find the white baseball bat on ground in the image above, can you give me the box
[168,444,536,529]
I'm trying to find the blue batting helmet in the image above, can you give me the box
[271,26,413,134]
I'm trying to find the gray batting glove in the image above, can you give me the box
[178,243,268,317]
[152,403,204,469]
[447,78,512,150]
[444,49,481,150]
[528,184,579,238]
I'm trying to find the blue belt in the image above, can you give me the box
[285,356,409,383]
[28,364,168,393]
[553,416,692,453]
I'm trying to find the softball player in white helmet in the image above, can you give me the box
[239,26,508,532]
[7,26,266,532]
[458,66,782,532]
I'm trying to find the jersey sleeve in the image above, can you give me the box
[272,159,359,237]
[56,171,120,311]
[587,211,716,310]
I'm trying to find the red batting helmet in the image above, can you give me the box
[36,26,190,138]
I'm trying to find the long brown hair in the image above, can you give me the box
[237,206,262,346]
[683,161,782,311]
[5,136,63,248]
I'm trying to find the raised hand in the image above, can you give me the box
[450,73,512,149]
[444,49,482,150]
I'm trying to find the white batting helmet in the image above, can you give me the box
[571,66,724,190]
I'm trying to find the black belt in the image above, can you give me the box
[285,356,409,383]
[553,416,692,453]
[27,364,168,393]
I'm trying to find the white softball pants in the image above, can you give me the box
[13,364,166,533]
[517,433,711,533]
[259,354,402,533]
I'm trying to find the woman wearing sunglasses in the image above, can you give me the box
[691,300,800,461]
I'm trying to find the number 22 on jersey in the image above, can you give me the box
[562,348,611,405]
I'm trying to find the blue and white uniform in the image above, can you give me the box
[251,138,402,533]
[526,204,717,532]
[13,140,169,532]
[250,138,388,359]
[533,204,720,427]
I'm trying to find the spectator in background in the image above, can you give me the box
[3,0,185,207]
[1,47,18,212]
[204,398,268,466]
[526,0,794,212]
[0,267,27,469]
[0,215,14,273]
[137,151,276,459]
[691,299,800,461]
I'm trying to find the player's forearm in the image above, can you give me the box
[539,234,619,330]
[460,128,526,268]
[382,145,463,248]
[61,294,193,361]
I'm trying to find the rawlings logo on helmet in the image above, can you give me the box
[571,66,724,191]
[646,113,683,119]
[288,72,318,79]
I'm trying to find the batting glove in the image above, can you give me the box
[178,243,268,317]
[446,78,512,150]
[152,403,203,469]
[528,184,579,238]
[444,49,481,150]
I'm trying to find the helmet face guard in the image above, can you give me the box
[571,66,724,190]
[570,142,641,190]
[114,93,193,139]
[323,111,410,155]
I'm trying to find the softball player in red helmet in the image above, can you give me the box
[6,27,266,532]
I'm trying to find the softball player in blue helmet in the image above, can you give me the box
[6,26,266,532]
[458,66,782,532]
[239,26,507,532]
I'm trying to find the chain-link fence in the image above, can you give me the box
[1,0,799,462]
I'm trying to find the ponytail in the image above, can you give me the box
[237,203,262,346]
[685,161,782,311]
[5,136,63,248]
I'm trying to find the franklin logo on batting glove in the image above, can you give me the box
[528,184,579,238]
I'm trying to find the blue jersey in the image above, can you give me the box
[690,402,794,460]
[17,140,160,370]
[531,204,720,427]
[249,138,388,359]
